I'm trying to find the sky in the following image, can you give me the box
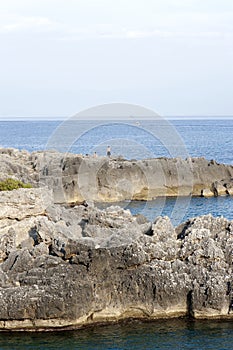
[0,0,233,118]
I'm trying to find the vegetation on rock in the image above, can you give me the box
[0,178,32,191]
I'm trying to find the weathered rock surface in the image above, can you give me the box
[0,188,232,330]
[0,148,38,185]
[1,148,233,203]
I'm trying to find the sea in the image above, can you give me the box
[0,118,233,349]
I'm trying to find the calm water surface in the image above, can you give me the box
[98,195,233,226]
[1,319,233,350]
[1,119,233,225]
[0,119,233,164]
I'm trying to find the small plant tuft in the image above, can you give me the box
[0,178,32,191]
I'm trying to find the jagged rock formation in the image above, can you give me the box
[1,148,233,203]
[0,188,232,330]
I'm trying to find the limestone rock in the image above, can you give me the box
[0,188,232,329]
[211,181,228,196]
[1,148,233,203]
[0,169,232,330]
[0,188,52,220]
[201,188,214,197]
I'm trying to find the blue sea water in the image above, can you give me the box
[0,118,233,348]
[1,319,233,350]
[0,118,233,164]
[98,195,233,227]
[0,118,233,225]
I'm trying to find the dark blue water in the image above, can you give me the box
[0,319,233,349]
[0,119,233,347]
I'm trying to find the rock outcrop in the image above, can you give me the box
[0,188,232,330]
[1,148,233,203]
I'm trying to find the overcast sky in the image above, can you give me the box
[0,0,233,118]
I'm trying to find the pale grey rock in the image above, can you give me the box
[20,237,35,250]
[0,188,52,220]
[31,242,49,257]
[0,161,232,329]
[0,148,37,184]
[37,154,233,202]
[1,148,233,203]
[211,181,228,196]
[201,188,214,197]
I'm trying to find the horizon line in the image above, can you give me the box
[1,115,233,121]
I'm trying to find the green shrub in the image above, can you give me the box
[0,178,32,191]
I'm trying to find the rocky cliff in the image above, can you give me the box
[1,148,233,203]
[0,187,232,330]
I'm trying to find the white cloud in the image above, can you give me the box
[1,7,233,42]
[56,10,233,41]
[125,29,233,39]
[0,14,59,33]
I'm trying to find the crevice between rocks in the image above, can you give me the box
[187,290,194,318]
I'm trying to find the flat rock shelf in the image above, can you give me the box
[1,148,233,204]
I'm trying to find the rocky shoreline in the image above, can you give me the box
[0,185,232,331]
[1,148,233,203]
